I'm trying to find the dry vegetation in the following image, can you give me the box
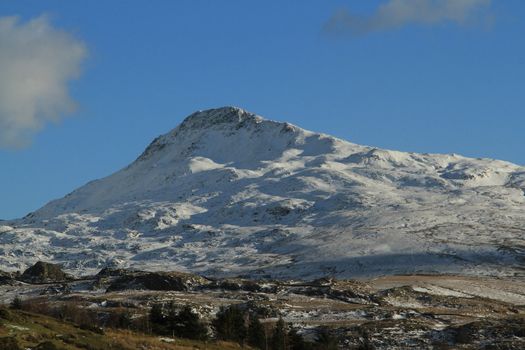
[0,306,244,350]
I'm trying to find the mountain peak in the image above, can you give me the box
[178,106,263,131]
[137,107,297,162]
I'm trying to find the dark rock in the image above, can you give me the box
[285,278,374,304]
[106,271,209,292]
[310,277,335,286]
[39,283,72,295]
[204,278,277,293]
[267,206,291,217]
[96,267,134,278]
[20,261,72,284]
[0,270,18,285]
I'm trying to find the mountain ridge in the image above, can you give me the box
[3,107,525,279]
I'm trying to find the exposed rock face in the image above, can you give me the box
[0,270,17,285]
[20,261,71,284]
[205,278,277,293]
[96,267,134,278]
[105,270,209,292]
[282,278,375,305]
[39,284,72,295]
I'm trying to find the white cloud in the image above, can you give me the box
[0,15,86,148]
[324,0,493,35]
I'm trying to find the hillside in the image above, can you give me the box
[2,107,525,278]
[0,306,242,350]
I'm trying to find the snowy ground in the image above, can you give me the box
[1,107,524,279]
[368,274,525,304]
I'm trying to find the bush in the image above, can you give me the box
[149,303,208,340]
[172,305,208,341]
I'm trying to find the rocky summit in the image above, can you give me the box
[1,107,524,278]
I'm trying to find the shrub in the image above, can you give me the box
[172,305,208,341]
[149,303,208,340]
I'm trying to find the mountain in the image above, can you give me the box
[2,107,525,279]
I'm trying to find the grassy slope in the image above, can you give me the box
[0,308,243,350]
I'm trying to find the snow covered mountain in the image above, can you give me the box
[2,107,525,278]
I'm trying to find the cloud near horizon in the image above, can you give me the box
[324,0,493,36]
[0,15,86,148]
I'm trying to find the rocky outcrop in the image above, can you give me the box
[96,267,134,278]
[106,270,209,292]
[205,278,278,293]
[0,270,18,285]
[20,261,72,284]
[282,278,375,304]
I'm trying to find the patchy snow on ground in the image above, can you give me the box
[411,285,473,298]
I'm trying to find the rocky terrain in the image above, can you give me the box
[2,107,525,348]
[1,262,524,349]
[1,107,524,280]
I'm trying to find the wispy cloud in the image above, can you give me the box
[324,0,493,36]
[0,15,86,148]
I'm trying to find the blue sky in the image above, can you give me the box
[0,0,524,219]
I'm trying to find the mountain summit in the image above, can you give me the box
[3,107,525,278]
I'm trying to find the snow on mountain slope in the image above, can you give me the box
[2,107,525,279]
